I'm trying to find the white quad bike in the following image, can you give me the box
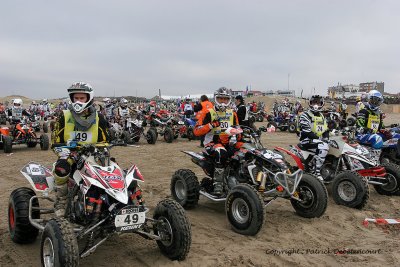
[8,143,191,266]
[284,129,400,209]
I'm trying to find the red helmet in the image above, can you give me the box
[150,101,156,107]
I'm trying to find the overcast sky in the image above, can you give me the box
[1,0,399,99]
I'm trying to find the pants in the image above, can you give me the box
[205,142,244,168]
[300,139,329,174]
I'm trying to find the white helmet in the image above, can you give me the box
[120,98,128,108]
[31,101,36,105]
[67,82,94,114]
[42,98,48,104]
[103,97,111,104]
[214,87,231,111]
[368,90,383,111]
[13,98,23,107]
[308,95,324,112]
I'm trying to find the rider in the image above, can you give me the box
[194,87,243,195]
[355,94,367,114]
[41,98,51,121]
[183,98,194,118]
[117,98,130,126]
[298,95,329,180]
[7,98,31,125]
[52,82,110,217]
[102,97,115,122]
[356,90,385,162]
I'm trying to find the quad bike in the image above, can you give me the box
[8,143,191,266]
[266,112,296,132]
[29,115,49,133]
[146,113,175,143]
[250,111,265,122]
[284,128,400,209]
[109,122,130,146]
[170,126,328,236]
[172,114,197,140]
[125,117,157,144]
[2,118,49,153]
[323,110,347,130]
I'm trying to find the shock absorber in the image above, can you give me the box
[256,171,267,192]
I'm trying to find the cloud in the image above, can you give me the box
[0,0,399,99]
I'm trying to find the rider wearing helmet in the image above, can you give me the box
[194,87,243,195]
[117,98,130,124]
[52,82,110,217]
[7,98,31,124]
[298,95,329,180]
[102,97,115,122]
[355,94,367,113]
[356,90,385,161]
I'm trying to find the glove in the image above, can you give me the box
[210,120,220,128]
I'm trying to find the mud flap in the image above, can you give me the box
[20,162,55,192]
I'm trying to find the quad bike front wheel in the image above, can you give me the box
[290,173,328,218]
[346,117,356,126]
[41,218,79,267]
[43,122,49,133]
[146,128,157,144]
[8,187,40,244]
[40,134,50,150]
[226,183,265,236]
[153,199,192,261]
[374,163,400,196]
[164,127,174,143]
[331,171,369,209]
[171,169,200,209]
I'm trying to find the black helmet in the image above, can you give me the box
[308,95,324,112]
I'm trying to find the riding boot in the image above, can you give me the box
[314,155,324,181]
[213,167,225,195]
[54,184,68,217]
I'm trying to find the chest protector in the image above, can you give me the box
[119,107,129,118]
[63,110,99,144]
[307,111,327,137]
[209,108,234,135]
[105,105,114,118]
[367,113,380,133]
[12,107,23,119]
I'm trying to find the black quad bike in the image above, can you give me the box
[170,126,328,236]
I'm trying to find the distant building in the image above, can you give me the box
[359,82,384,94]
[231,90,244,97]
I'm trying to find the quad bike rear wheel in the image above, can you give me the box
[288,122,297,133]
[171,169,200,209]
[8,187,40,244]
[40,218,79,267]
[346,117,356,126]
[290,173,328,218]
[3,135,12,153]
[226,183,265,236]
[153,199,191,261]
[373,163,400,196]
[187,128,195,141]
[331,171,369,209]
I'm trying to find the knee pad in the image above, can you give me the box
[214,146,228,165]
[54,159,71,185]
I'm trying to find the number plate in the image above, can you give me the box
[114,206,145,231]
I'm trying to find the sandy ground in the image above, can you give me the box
[0,113,399,267]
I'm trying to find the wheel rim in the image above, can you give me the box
[8,204,15,230]
[382,173,398,192]
[157,216,173,246]
[174,180,187,201]
[337,181,357,202]
[43,237,55,267]
[231,198,250,224]
[295,185,315,208]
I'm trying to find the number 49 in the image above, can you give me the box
[124,214,139,224]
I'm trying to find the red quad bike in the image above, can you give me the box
[8,143,191,266]
[2,117,49,153]
[170,126,328,236]
[277,128,400,209]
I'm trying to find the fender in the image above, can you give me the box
[275,146,305,170]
